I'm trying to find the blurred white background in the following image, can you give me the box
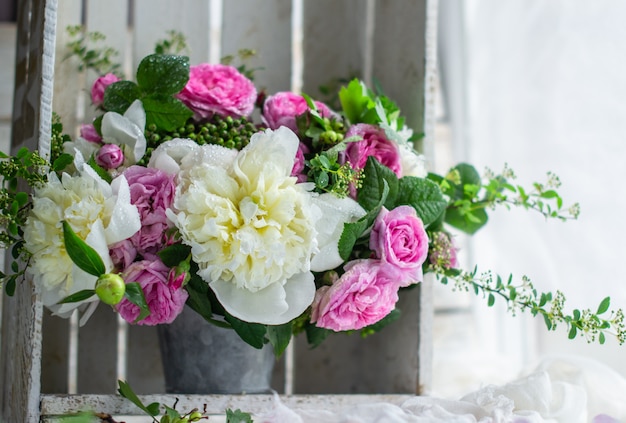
[432,0,626,398]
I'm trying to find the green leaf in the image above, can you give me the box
[158,243,192,267]
[597,296,611,315]
[396,177,447,226]
[117,380,160,417]
[225,313,267,349]
[57,289,96,304]
[568,325,578,339]
[184,272,216,322]
[362,308,401,334]
[123,282,151,323]
[599,332,606,345]
[266,323,292,357]
[102,80,141,113]
[52,153,74,172]
[142,95,193,132]
[488,293,495,307]
[444,206,489,235]
[136,54,190,96]
[358,157,399,211]
[305,323,330,349]
[4,276,16,296]
[339,79,371,124]
[225,408,254,423]
[87,156,113,184]
[163,404,181,420]
[62,221,106,277]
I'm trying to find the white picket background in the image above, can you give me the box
[0,0,438,420]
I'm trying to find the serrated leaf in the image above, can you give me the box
[397,176,447,226]
[597,296,611,315]
[225,408,254,423]
[136,54,190,96]
[102,80,141,113]
[62,221,106,277]
[57,289,96,304]
[225,313,267,349]
[358,157,399,211]
[266,323,292,357]
[124,282,151,323]
[142,95,193,132]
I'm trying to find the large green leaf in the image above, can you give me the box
[224,313,267,349]
[396,177,447,226]
[62,221,105,277]
[102,80,141,114]
[266,323,293,357]
[357,156,399,211]
[338,79,374,124]
[444,206,489,234]
[123,282,151,323]
[136,54,190,96]
[184,273,213,322]
[158,243,192,267]
[142,95,193,132]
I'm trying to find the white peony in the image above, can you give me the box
[23,164,140,322]
[166,127,363,325]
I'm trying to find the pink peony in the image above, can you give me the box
[292,142,309,182]
[96,144,124,169]
[91,73,120,107]
[176,63,257,120]
[109,239,137,271]
[344,123,402,176]
[123,166,176,257]
[311,259,402,331]
[116,259,188,325]
[80,124,102,142]
[262,91,335,132]
[370,206,428,285]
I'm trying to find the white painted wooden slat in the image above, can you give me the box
[40,393,415,417]
[300,0,371,98]
[0,24,16,120]
[133,0,213,67]
[1,0,58,420]
[221,0,293,94]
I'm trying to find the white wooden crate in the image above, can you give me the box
[0,0,438,421]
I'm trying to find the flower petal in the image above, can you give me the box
[210,271,315,325]
[310,193,366,271]
[106,175,141,245]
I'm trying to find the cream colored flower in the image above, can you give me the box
[24,165,140,321]
[168,127,336,324]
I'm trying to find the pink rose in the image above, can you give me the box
[370,206,428,285]
[344,123,402,176]
[262,91,335,132]
[311,259,402,331]
[80,124,102,143]
[109,239,137,271]
[123,166,176,256]
[96,144,124,169]
[91,73,120,106]
[116,259,188,325]
[176,63,257,120]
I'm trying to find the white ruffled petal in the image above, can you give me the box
[106,175,141,245]
[210,272,315,325]
[310,193,366,272]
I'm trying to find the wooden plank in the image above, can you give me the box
[1,0,58,420]
[40,393,415,416]
[222,0,293,94]
[0,24,16,119]
[77,305,119,394]
[41,310,70,393]
[301,0,370,97]
[126,324,166,394]
[51,0,82,137]
[133,0,213,67]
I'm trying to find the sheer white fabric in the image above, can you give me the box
[436,0,626,399]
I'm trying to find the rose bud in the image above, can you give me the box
[96,144,125,169]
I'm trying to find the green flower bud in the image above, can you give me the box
[95,273,126,305]
[189,411,204,421]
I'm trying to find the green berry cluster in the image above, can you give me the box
[50,113,71,164]
[141,115,260,165]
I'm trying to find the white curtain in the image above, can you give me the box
[439,0,626,387]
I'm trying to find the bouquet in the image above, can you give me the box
[1,44,624,358]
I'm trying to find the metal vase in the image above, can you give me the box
[157,306,275,394]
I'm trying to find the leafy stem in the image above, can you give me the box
[433,266,626,345]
